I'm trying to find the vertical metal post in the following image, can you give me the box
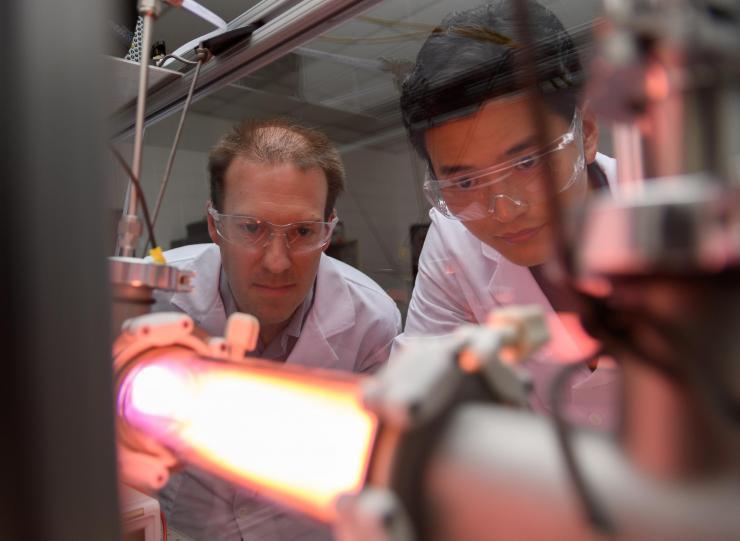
[0,0,121,539]
[117,0,161,256]
[612,122,645,193]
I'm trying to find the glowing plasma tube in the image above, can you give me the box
[117,354,378,522]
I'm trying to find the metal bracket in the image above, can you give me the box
[335,489,415,541]
[208,313,260,362]
[138,0,163,17]
[363,305,547,429]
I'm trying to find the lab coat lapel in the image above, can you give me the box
[481,241,587,360]
[478,156,620,416]
[482,152,617,310]
[169,245,228,336]
[482,242,554,309]
[287,255,355,371]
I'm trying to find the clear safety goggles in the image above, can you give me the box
[208,206,338,254]
[423,110,585,221]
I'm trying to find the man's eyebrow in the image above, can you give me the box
[503,136,538,157]
[436,135,538,177]
[438,164,474,176]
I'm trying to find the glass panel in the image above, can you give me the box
[155,0,607,306]
[141,2,619,538]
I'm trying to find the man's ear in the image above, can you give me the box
[323,210,338,252]
[581,105,600,164]
[206,202,220,245]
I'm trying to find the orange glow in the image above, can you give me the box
[645,63,671,101]
[120,356,377,522]
[545,312,600,363]
[458,350,482,372]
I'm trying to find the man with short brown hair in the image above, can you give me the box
[208,117,345,222]
[153,118,401,540]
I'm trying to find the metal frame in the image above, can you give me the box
[111,0,385,138]
[0,1,120,539]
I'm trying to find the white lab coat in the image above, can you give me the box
[397,154,620,427]
[153,243,401,372]
[151,243,401,541]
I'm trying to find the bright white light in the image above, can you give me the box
[123,358,376,522]
[129,364,190,420]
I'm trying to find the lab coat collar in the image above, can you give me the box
[311,254,356,337]
[482,243,555,309]
[288,254,356,371]
[169,245,227,336]
[169,247,355,370]
[482,151,617,309]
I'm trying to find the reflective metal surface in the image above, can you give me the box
[578,177,740,275]
[110,257,194,292]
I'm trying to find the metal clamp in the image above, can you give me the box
[114,311,261,492]
[110,257,194,292]
[349,306,548,541]
[138,0,163,17]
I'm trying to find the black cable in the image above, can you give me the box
[549,350,616,536]
[110,145,159,252]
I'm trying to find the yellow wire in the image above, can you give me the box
[149,246,167,265]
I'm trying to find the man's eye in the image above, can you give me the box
[515,155,540,171]
[295,225,317,237]
[454,177,474,189]
[238,222,262,235]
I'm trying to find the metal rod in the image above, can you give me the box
[118,9,156,257]
[612,123,645,194]
[152,59,203,229]
[128,12,155,218]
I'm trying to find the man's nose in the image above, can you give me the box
[490,194,528,223]
[262,234,292,274]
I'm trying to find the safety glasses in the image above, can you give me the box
[423,110,585,221]
[208,207,338,254]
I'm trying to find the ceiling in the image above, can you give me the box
[146,0,605,153]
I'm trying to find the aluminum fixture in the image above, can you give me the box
[111,0,385,139]
[117,0,164,256]
[109,257,193,336]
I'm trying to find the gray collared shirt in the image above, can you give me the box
[219,268,314,362]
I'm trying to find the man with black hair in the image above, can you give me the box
[397,0,618,425]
